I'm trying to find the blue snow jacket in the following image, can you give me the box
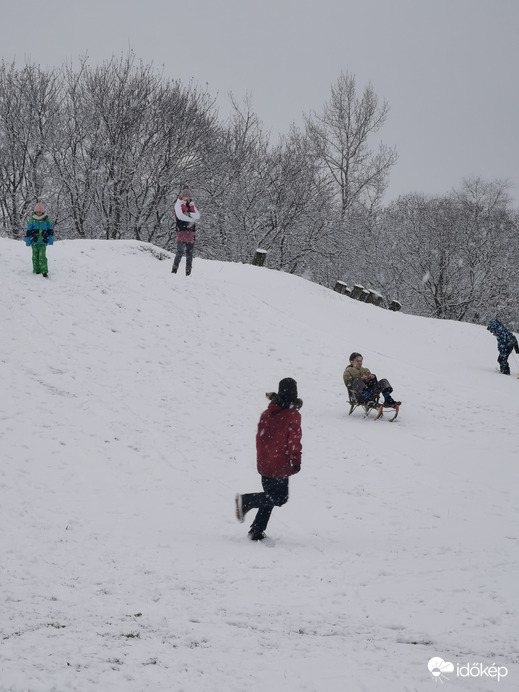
[26,213,54,246]
[487,319,519,355]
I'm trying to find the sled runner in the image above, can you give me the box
[346,386,399,422]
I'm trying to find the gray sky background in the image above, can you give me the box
[2,0,518,202]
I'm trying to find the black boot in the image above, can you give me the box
[248,529,266,541]
[383,395,401,408]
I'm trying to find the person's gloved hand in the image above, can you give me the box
[291,465,301,474]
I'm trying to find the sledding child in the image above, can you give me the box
[487,319,519,375]
[343,352,401,408]
[235,378,302,541]
[26,203,54,277]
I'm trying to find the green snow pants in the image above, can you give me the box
[32,244,48,274]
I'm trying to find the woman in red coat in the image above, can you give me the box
[235,378,302,541]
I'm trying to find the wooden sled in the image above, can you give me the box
[346,386,399,422]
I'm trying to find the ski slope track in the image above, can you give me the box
[1,238,517,691]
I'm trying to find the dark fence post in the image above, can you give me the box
[350,284,365,300]
[252,249,268,267]
[371,291,384,307]
[334,280,350,295]
[367,289,384,306]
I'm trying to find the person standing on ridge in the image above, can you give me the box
[487,319,519,375]
[235,378,303,541]
[171,188,201,276]
[25,203,54,277]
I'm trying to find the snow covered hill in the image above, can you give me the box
[1,237,517,691]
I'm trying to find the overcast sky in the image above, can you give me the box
[2,0,518,202]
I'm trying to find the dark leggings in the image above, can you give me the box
[172,241,194,274]
[241,476,289,533]
[351,377,392,402]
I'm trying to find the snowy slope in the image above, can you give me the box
[1,237,518,692]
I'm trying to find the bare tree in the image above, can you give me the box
[375,180,519,323]
[51,57,101,238]
[451,177,517,324]
[52,53,217,243]
[305,72,397,222]
[198,100,339,277]
[257,125,336,277]
[0,61,61,238]
[198,96,272,262]
[83,53,169,240]
[126,76,216,248]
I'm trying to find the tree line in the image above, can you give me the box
[1,53,517,328]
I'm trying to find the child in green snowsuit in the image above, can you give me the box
[25,203,54,277]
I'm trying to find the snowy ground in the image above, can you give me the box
[1,237,518,692]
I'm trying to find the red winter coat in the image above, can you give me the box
[256,402,302,478]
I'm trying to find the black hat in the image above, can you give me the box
[349,352,362,362]
[278,377,298,403]
[268,378,297,409]
[266,377,301,409]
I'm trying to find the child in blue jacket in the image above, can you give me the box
[487,319,519,375]
[26,203,54,277]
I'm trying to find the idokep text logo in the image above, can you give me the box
[427,656,509,684]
